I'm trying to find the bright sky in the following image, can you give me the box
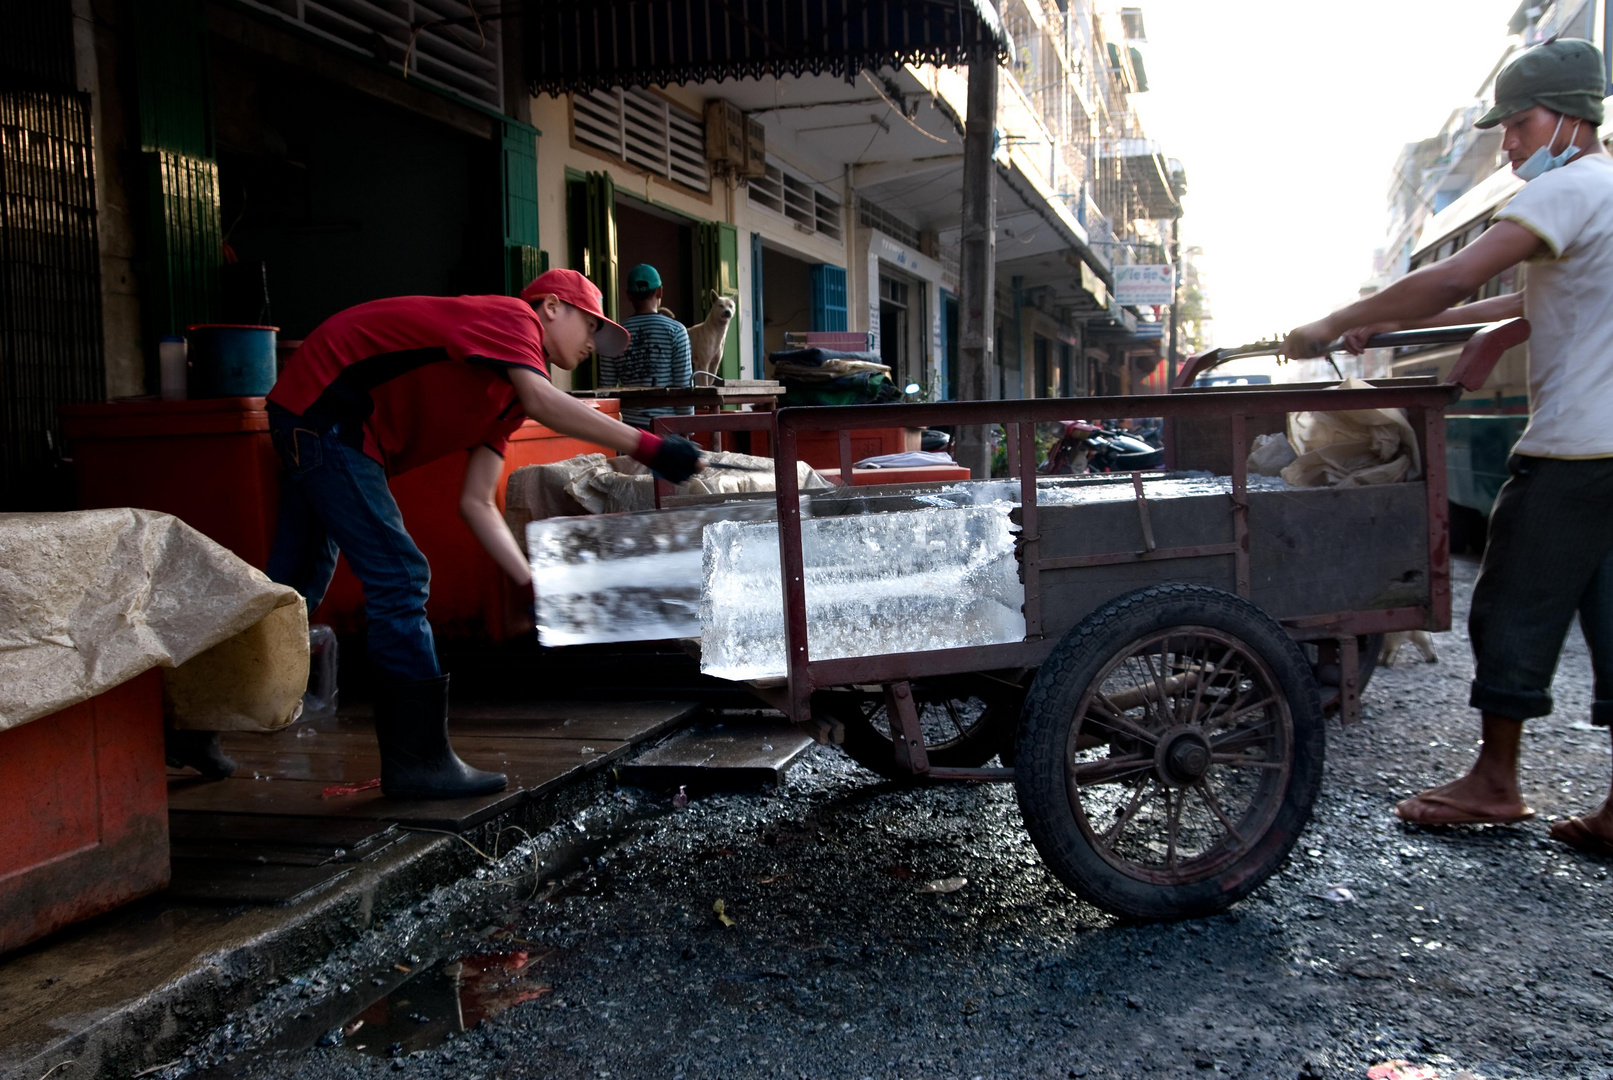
[1130,0,1522,347]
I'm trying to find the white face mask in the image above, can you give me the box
[1515,113,1583,181]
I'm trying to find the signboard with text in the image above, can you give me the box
[1113,264,1175,306]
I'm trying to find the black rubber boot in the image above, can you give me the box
[164,728,237,780]
[373,674,507,799]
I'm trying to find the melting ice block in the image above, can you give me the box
[528,502,782,646]
[699,505,1026,682]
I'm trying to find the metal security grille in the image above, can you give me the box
[240,0,504,109]
[572,88,711,194]
[0,88,104,509]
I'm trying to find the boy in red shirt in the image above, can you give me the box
[204,270,700,798]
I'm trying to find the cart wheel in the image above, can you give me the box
[1014,583,1324,921]
[823,681,1016,779]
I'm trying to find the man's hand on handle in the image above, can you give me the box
[1281,318,1340,361]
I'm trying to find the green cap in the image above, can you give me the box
[1475,38,1607,129]
[625,264,662,293]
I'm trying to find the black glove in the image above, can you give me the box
[631,432,704,483]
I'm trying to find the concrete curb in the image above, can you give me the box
[6,773,668,1080]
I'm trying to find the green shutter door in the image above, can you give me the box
[133,0,220,364]
[695,222,740,379]
[501,118,542,295]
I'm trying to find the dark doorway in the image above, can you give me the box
[943,292,959,400]
[1034,335,1052,398]
[613,198,694,322]
[760,245,813,358]
[212,49,501,339]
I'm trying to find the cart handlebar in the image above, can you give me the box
[1173,317,1530,391]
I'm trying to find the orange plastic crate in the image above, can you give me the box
[0,670,169,954]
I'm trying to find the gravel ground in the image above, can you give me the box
[183,557,1613,1080]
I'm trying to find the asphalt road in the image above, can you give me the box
[183,556,1613,1080]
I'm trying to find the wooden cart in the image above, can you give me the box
[647,320,1527,920]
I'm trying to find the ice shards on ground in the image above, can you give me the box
[527,502,783,646]
[699,505,1025,682]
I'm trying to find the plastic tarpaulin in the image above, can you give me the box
[0,509,307,733]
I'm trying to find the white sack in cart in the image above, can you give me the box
[1280,377,1421,488]
[1245,432,1297,477]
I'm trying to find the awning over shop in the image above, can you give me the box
[526,0,1008,95]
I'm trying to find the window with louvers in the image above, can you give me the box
[571,88,710,194]
[747,161,841,242]
[240,0,503,110]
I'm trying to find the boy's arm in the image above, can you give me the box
[460,444,531,584]
[508,366,646,455]
[507,366,705,480]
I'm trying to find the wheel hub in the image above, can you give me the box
[1154,726,1212,787]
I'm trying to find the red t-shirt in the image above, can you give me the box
[267,295,549,476]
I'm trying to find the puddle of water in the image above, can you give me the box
[344,951,552,1057]
[189,951,553,1076]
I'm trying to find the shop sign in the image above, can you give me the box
[1113,264,1175,306]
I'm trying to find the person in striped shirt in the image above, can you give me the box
[600,264,693,429]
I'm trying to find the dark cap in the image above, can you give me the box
[1475,38,1607,129]
[625,264,662,293]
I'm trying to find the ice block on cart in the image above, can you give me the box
[699,505,1025,681]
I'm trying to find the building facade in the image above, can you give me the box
[0,0,1188,508]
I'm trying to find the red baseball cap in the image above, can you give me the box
[520,268,631,357]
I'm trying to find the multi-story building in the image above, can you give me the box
[0,0,1188,509]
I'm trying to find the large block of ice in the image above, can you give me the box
[528,502,782,646]
[699,505,1026,682]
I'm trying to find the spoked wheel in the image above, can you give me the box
[821,677,1020,779]
[1015,584,1324,921]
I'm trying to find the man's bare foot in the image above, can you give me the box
[1549,807,1613,856]
[1394,774,1535,826]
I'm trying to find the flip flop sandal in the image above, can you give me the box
[1394,790,1536,826]
[1549,816,1613,857]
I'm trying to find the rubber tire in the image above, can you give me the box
[1014,583,1325,921]
[827,690,1012,779]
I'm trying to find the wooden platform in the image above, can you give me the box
[165,700,698,904]
[616,722,815,791]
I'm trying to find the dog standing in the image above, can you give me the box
[1380,630,1438,666]
[687,292,736,377]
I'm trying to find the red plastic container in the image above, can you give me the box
[0,670,169,955]
[61,397,279,567]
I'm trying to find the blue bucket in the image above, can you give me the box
[186,324,279,398]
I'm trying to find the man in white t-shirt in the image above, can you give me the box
[1284,39,1613,856]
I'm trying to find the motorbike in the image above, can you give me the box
[1040,420,1165,475]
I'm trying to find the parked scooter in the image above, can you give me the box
[1040,421,1165,475]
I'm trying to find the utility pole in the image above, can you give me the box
[1166,211,1181,386]
[955,24,998,480]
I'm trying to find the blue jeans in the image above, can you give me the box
[266,408,440,681]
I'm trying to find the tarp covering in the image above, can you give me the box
[527,0,1007,96]
[0,509,307,733]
